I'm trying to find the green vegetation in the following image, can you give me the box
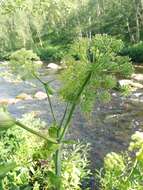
[0,0,143,61]
[0,35,133,189]
[0,0,143,189]
[121,42,143,63]
[96,131,143,190]
[0,112,90,189]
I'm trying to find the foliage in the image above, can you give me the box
[0,34,134,189]
[119,85,132,96]
[60,35,134,113]
[1,0,143,61]
[0,112,90,189]
[0,0,140,188]
[96,131,143,190]
[0,0,80,60]
[0,108,15,130]
[35,43,67,62]
[121,42,143,63]
[62,143,91,190]
[9,48,42,79]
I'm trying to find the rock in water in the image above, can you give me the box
[131,74,143,82]
[118,79,143,91]
[0,98,20,105]
[34,91,47,100]
[16,93,32,100]
[47,63,61,70]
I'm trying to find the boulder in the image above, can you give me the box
[36,60,43,66]
[16,93,32,100]
[118,79,143,90]
[131,74,143,82]
[126,98,143,107]
[47,63,61,70]
[0,98,20,105]
[8,98,20,104]
[0,99,9,105]
[132,92,143,98]
[104,112,131,123]
[34,91,47,100]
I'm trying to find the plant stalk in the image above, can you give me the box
[59,72,92,142]
[59,103,69,129]
[55,147,61,176]
[54,71,92,189]
[55,127,62,189]
[33,72,57,123]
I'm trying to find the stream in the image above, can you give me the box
[1,61,143,168]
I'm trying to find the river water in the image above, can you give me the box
[1,61,143,168]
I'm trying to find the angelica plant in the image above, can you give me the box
[0,34,134,189]
[96,131,143,190]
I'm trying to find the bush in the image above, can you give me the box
[35,43,68,62]
[0,112,90,189]
[0,51,10,61]
[121,42,143,63]
[96,131,143,190]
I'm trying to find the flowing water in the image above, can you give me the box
[1,61,143,168]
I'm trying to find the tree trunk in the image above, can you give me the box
[126,18,135,42]
[134,0,140,42]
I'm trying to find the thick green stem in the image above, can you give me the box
[59,103,69,129]
[54,72,91,187]
[55,148,61,190]
[55,128,61,189]
[59,72,92,142]
[55,147,61,176]
[55,104,69,190]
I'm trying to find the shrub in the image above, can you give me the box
[35,43,67,62]
[0,51,10,61]
[0,112,90,189]
[121,42,143,63]
[96,131,143,190]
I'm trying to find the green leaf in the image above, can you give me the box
[0,108,16,130]
[33,142,59,160]
[48,126,58,138]
[46,142,59,155]
[0,162,17,178]
[47,171,61,188]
